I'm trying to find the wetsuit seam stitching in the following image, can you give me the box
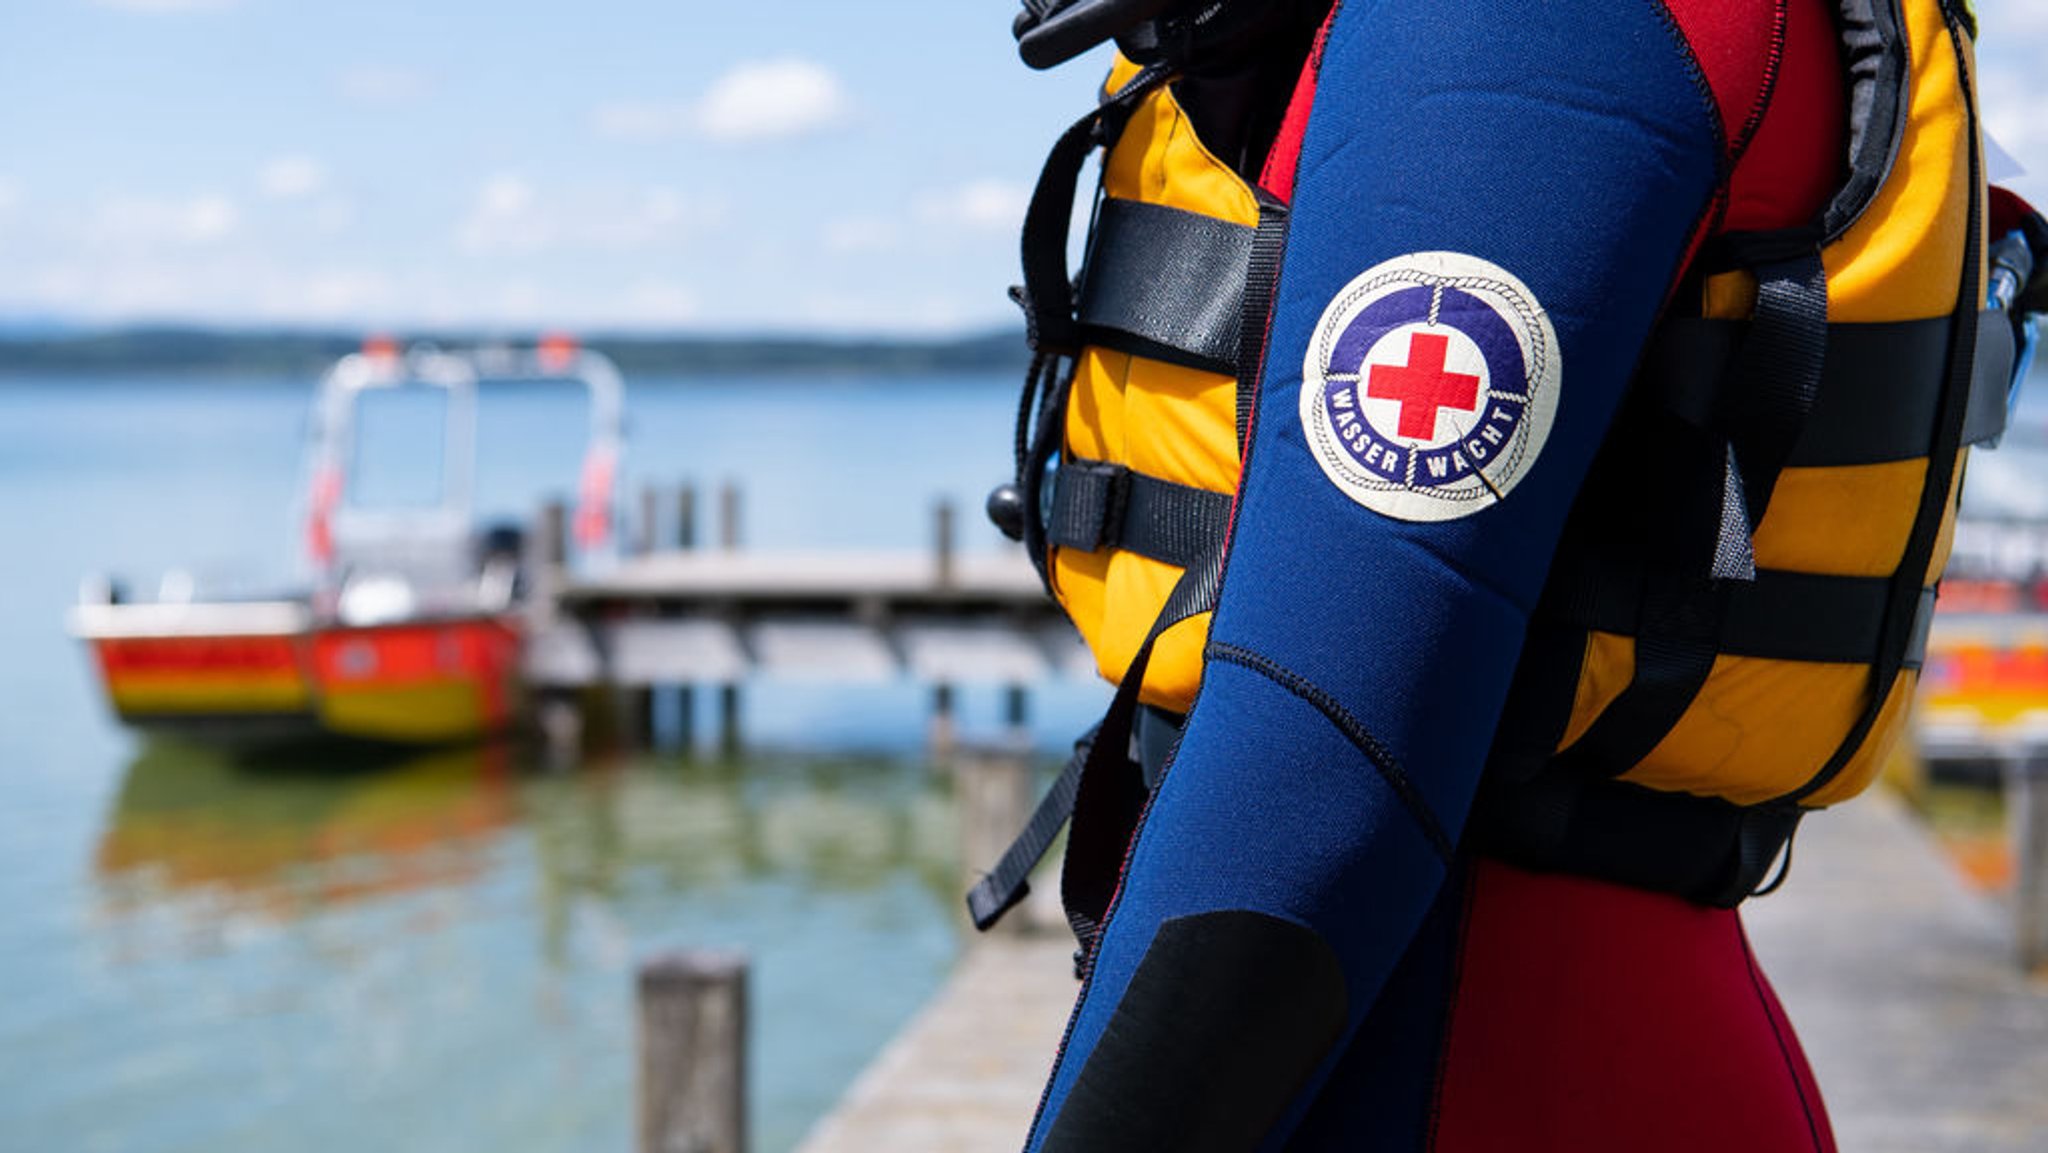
[1206,640,1455,862]
[1737,919,1827,1151]
[1645,0,1732,181]
[1729,0,1791,168]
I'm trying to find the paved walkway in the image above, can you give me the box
[1746,791,2048,1152]
[795,792,2048,1153]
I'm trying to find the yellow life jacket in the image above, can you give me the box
[979,0,2035,921]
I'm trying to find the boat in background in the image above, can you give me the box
[70,336,625,748]
[1917,416,2048,777]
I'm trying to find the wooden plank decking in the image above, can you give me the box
[530,549,1090,688]
[794,791,2048,1153]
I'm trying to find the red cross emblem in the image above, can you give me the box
[1367,331,1482,440]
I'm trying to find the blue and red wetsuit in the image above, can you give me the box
[1025,1,1846,1149]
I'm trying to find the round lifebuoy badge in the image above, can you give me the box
[1299,252,1560,522]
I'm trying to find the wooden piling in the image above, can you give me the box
[718,683,742,757]
[536,688,584,767]
[719,483,741,551]
[934,499,957,590]
[1003,684,1029,739]
[955,742,1036,938]
[929,683,957,762]
[530,499,570,626]
[677,685,697,752]
[2011,749,2048,972]
[677,482,698,551]
[638,950,748,1153]
[639,485,662,557]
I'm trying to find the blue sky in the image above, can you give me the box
[0,0,2044,335]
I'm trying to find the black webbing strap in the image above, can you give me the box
[1237,192,1291,456]
[965,723,1095,931]
[1644,311,2015,465]
[1045,457,1233,568]
[1471,774,1803,909]
[1546,434,1729,781]
[1556,566,1937,665]
[1016,65,1171,359]
[965,550,1224,938]
[1727,250,1829,531]
[1789,24,1986,806]
[1061,551,1224,961]
[1078,197,1255,374]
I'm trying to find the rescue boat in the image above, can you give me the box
[1918,413,2048,770]
[70,337,625,749]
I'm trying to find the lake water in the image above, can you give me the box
[0,372,1106,1152]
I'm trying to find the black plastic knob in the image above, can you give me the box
[986,483,1026,541]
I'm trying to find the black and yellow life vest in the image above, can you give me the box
[970,0,2041,929]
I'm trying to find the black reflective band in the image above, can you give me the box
[1045,457,1232,570]
[1079,197,1254,374]
[1643,310,2016,467]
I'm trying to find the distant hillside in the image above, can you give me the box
[0,327,1031,379]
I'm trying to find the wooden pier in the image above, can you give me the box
[782,790,2048,1153]
[522,490,1090,752]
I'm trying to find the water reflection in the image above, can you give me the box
[95,740,962,944]
[96,742,521,924]
[75,738,968,1153]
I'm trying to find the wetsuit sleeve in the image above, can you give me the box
[1023,3,1757,1150]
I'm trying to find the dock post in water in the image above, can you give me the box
[929,683,957,761]
[624,484,661,748]
[956,741,1036,937]
[717,683,742,758]
[675,481,698,754]
[934,498,957,590]
[531,498,570,622]
[677,481,698,550]
[718,482,741,551]
[2011,746,2048,973]
[637,950,748,1153]
[1003,684,1029,744]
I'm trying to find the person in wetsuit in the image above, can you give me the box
[985,0,2004,1148]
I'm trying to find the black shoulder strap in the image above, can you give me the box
[965,548,1222,949]
[1015,65,1171,359]
[1790,14,1986,804]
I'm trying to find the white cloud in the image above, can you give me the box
[338,67,431,107]
[93,194,238,245]
[0,177,19,215]
[258,156,326,200]
[915,180,1029,232]
[457,174,542,254]
[593,57,848,144]
[454,177,717,257]
[697,58,847,142]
